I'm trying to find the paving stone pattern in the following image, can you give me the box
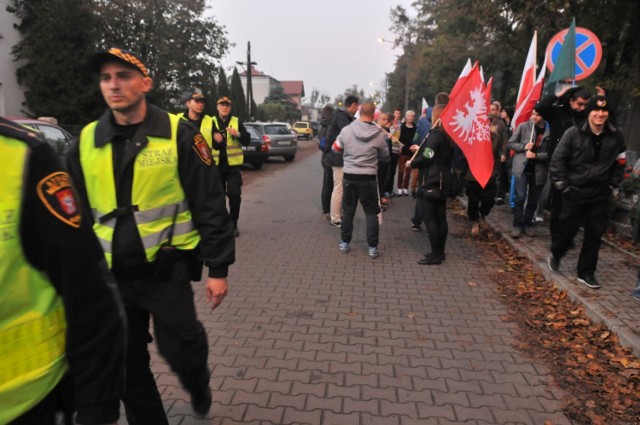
[138,148,602,424]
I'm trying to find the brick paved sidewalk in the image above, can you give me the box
[482,201,640,357]
[144,149,576,424]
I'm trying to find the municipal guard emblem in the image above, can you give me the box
[597,99,606,108]
[193,133,212,165]
[37,172,81,228]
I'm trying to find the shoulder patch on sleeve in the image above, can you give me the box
[192,133,212,166]
[37,172,81,228]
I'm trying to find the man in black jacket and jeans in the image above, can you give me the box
[548,95,626,289]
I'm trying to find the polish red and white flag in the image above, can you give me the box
[442,63,493,188]
[511,32,546,131]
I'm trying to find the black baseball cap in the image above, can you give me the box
[90,48,150,78]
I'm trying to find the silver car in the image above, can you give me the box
[245,122,298,162]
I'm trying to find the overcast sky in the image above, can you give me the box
[207,0,415,100]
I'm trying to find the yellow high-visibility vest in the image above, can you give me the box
[177,113,214,149]
[0,134,67,423]
[79,113,200,267]
[212,116,243,166]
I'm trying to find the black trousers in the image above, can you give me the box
[383,154,399,194]
[341,177,381,247]
[219,167,243,228]
[321,155,334,214]
[116,260,209,425]
[551,196,609,276]
[422,196,448,257]
[466,178,496,221]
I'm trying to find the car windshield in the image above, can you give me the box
[293,123,306,128]
[264,125,290,135]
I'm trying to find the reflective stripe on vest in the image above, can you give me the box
[79,113,201,267]
[0,135,67,423]
[212,116,243,166]
[177,113,214,150]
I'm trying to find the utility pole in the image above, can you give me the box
[237,42,257,120]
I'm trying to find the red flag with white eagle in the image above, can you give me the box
[448,58,472,101]
[442,63,493,188]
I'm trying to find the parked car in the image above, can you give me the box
[242,125,269,169]
[7,117,73,162]
[293,121,313,140]
[245,122,297,162]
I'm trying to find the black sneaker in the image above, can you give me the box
[547,255,560,272]
[191,387,212,417]
[577,273,601,289]
[411,223,421,231]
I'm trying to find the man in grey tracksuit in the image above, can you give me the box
[331,102,389,258]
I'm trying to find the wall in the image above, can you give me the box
[0,0,28,116]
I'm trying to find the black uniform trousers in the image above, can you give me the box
[341,176,381,247]
[115,259,209,425]
[550,194,609,276]
[466,178,497,221]
[219,166,243,229]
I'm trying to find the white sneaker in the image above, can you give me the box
[395,189,403,196]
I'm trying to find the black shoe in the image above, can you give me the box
[418,254,443,265]
[577,273,601,289]
[191,387,212,417]
[412,223,421,231]
[234,228,240,237]
[547,255,560,272]
[495,197,504,205]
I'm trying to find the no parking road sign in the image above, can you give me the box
[546,27,602,81]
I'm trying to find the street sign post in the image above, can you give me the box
[546,27,602,81]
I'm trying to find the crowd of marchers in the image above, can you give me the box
[316,86,636,298]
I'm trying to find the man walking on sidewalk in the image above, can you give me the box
[548,95,626,289]
[331,102,389,258]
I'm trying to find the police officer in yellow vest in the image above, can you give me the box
[67,48,236,424]
[212,96,251,237]
[0,117,126,424]
[177,92,214,150]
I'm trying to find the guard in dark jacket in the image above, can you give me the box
[0,117,125,424]
[548,96,626,289]
[68,48,235,423]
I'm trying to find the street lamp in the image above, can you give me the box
[236,41,257,119]
[377,37,410,112]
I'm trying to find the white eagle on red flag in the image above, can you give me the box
[442,62,494,188]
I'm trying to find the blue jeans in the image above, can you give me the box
[513,170,539,228]
[341,176,380,247]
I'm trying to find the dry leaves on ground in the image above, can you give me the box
[455,210,640,424]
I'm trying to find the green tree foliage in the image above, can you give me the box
[217,67,230,98]
[264,81,300,122]
[257,103,286,122]
[9,0,229,127]
[9,0,101,125]
[230,67,247,122]
[91,0,228,110]
[387,0,639,147]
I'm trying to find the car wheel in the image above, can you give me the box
[251,161,263,170]
[284,155,295,162]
